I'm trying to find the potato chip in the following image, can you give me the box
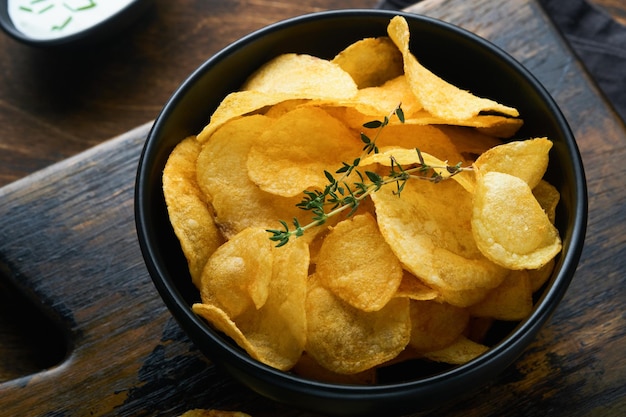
[387,16,519,121]
[423,336,489,365]
[246,106,362,197]
[472,171,562,269]
[305,274,410,374]
[374,123,465,162]
[372,178,507,305]
[408,300,470,352]
[196,90,297,143]
[233,239,309,370]
[163,136,224,288]
[404,112,523,139]
[332,36,404,88]
[437,125,504,163]
[351,75,422,116]
[194,238,309,371]
[469,270,533,321]
[394,271,439,301]
[242,53,358,99]
[196,115,315,239]
[533,179,560,224]
[199,227,273,318]
[316,213,403,311]
[475,138,552,188]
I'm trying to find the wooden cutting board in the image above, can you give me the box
[1,0,625,416]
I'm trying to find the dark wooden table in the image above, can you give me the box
[1,0,625,416]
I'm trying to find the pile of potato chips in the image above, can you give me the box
[163,16,562,383]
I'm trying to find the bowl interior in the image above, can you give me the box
[135,9,586,416]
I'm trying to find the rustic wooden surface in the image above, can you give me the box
[0,0,625,416]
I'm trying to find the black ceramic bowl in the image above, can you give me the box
[135,9,587,417]
[0,0,153,48]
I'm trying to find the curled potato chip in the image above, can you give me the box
[423,336,489,365]
[409,300,470,352]
[163,136,224,288]
[475,138,552,188]
[305,275,410,374]
[197,90,296,143]
[387,16,519,121]
[246,106,362,197]
[468,270,533,321]
[332,36,404,88]
[472,171,562,269]
[233,239,309,370]
[199,227,273,318]
[316,213,403,312]
[194,238,309,371]
[372,178,507,306]
[404,112,523,138]
[243,53,358,99]
[196,115,314,239]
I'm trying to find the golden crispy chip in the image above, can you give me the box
[374,123,465,162]
[408,300,470,352]
[196,90,296,143]
[475,138,552,188]
[434,286,493,309]
[199,227,273,318]
[372,178,507,306]
[387,16,519,121]
[163,136,224,288]
[196,115,314,239]
[332,36,404,88]
[533,179,560,224]
[195,239,309,371]
[178,410,251,417]
[403,112,523,138]
[472,171,562,269]
[437,125,504,163]
[423,336,489,365]
[394,271,439,301]
[305,275,410,374]
[234,239,309,370]
[246,106,362,197]
[316,213,403,311]
[351,75,422,116]
[469,270,533,321]
[242,53,358,99]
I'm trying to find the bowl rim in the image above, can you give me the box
[135,6,588,402]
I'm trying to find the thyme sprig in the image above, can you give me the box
[266,105,468,247]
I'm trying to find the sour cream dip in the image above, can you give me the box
[8,0,135,40]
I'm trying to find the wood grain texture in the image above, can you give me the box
[0,0,625,416]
